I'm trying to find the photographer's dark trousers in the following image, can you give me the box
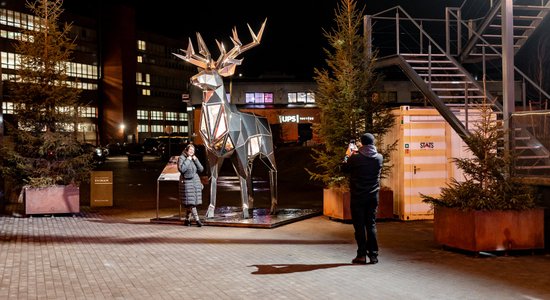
[351,190,379,258]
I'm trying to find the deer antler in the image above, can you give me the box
[173,19,266,76]
[216,19,267,73]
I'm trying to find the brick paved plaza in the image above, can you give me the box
[1,206,549,300]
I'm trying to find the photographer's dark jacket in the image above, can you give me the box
[178,154,204,206]
[342,145,383,198]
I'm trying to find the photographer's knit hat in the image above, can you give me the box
[361,133,375,145]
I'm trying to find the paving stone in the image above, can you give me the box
[0,207,549,299]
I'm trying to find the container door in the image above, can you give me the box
[403,116,448,220]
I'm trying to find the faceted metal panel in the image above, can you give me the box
[173,20,276,219]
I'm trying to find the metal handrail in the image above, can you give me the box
[446,7,550,101]
[371,6,498,107]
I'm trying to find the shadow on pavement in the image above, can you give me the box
[249,263,357,275]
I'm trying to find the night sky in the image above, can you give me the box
[63,0,525,80]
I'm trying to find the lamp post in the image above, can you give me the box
[120,123,125,143]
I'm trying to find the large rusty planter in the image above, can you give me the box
[25,185,80,215]
[378,189,394,219]
[323,187,394,221]
[434,206,544,252]
[323,187,351,221]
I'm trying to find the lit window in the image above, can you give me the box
[166,112,177,121]
[288,93,297,103]
[137,124,149,133]
[151,125,163,133]
[245,92,274,104]
[142,89,151,96]
[136,72,150,86]
[179,125,189,133]
[78,106,96,118]
[137,40,146,51]
[2,101,14,114]
[264,93,273,103]
[245,93,255,104]
[297,92,307,103]
[179,112,188,121]
[137,55,143,63]
[0,9,40,30]
[78,123,96,132]
[254,93,264,104]
[137,110,148,120]
[150,111,162,120]
[306,92,316,103]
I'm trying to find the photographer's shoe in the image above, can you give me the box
[196,220,203,227]
[351,256,367,265]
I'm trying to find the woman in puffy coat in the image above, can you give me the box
[178,144,204,227]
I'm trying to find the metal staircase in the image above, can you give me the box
[368,4,550,178]
[459,0,550,63]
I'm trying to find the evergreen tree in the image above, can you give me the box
[422,101,536,210]
[309,0,396,187]
[0,0,93,188]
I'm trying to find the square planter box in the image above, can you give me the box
[25,185,80,215]
[323,188,351,221]
[434,206,545,252]
[323,187,394,221]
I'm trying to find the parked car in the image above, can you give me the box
[106,142,124,156]
[142,137,161,156]
[125,143,144,162]
[158,136,188,160]
[83,143,109,165]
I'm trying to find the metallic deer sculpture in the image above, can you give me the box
[173,20,277,219]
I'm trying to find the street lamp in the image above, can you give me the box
[120,123,125,142]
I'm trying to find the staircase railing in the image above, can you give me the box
[369,5,550,177]
[444,6,550,105]
[369,7,500,132]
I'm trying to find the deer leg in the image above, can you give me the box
[269,170,278,215]
[239,175,250,219]
[246,161,254,209]
[206,156,223,218]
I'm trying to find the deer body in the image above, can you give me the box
[174,20,277,218]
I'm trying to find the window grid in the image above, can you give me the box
[0,9,41,30]
[78,123,96,132]
[137,110,149,120]
[150,111,162,120]
[306,92,316,103]
[136,72,150,86]
[137,40,146,51]
[297,92,307,103]
[288,93,297,103]
[138,124,149,133]
[2,51,98,80]
[166,112,177,121]
[142,89,151,96]
[179,112,188,121]
[2,102,14,114]
[178,125,189,133]
[151,125,163,133]
[245,92,274,104]
[78,106,96,118]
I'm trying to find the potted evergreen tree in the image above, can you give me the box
[0,0,94,215]
[309,0,397,221]
[422,103,544,252]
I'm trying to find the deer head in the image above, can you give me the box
[174,19,267,91]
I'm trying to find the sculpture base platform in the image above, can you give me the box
[150,207,322,228]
